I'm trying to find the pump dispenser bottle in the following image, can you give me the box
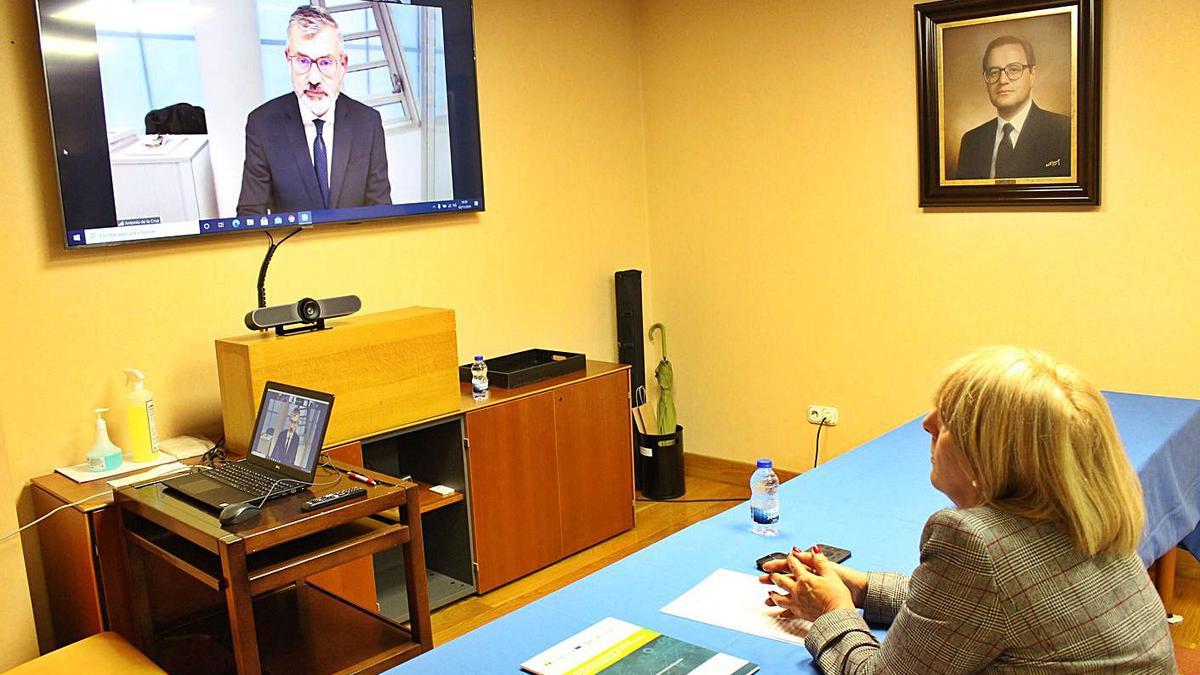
[124,368,159,463]
[87,408,123,472]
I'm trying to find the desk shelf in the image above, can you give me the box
[416,482,465,513]
[156,583,421,675]
[374,481,464,521]
[124,511,409,597]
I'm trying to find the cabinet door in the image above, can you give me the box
[466,392,563,592]
[554,371,635,556]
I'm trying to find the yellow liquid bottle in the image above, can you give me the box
[124,368,159,462]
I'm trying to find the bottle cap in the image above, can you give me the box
[474,355,484,361]
[124,368,145,389]
[756,458,772,469]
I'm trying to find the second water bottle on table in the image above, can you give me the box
[750,458,780,536]
[471,355,489,401]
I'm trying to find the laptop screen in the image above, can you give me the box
[249,384,333,474]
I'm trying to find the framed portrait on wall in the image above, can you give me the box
[915,0,1100,206]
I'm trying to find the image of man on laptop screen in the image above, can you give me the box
[254,389,330,472]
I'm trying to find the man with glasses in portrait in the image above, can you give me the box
[955,35,1071,180]
[237,5,391,216]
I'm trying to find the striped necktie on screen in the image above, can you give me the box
[313,118,330,209]
[994,122,1016,178]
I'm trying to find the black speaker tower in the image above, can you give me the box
[615,270,646,488]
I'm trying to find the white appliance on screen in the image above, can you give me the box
[110,134,218,225]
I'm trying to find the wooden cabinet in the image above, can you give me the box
[554,372,636,557]
[466,393,562,592]
[30,477,226,650]
[467,369,634,592]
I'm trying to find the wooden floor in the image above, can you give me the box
[430,475,741,645]
[1172,549,1200,649]
[430,476,1200,651]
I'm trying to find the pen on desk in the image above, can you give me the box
[345,470,378,487]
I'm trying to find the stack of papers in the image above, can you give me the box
[55,436,211,484]
[107,462,190,489]
[56,454,177,483]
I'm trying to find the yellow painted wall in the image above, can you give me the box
[6,0,1200,659]
[0,415,39,670]
[0,0,649,654]
[636,0,1200,470]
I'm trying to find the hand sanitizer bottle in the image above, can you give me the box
[124,368,159,463]
[87,408,124,472]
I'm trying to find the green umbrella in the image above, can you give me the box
[648,323,676,434]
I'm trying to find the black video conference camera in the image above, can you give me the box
[245,295,362,336]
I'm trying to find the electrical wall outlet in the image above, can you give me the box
[807,405,838,426]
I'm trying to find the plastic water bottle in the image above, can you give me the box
[471,355,489,401]
[750,459,780,536]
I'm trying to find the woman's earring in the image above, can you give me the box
[971,480,978,488]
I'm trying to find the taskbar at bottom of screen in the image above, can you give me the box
[66,198,485,247]
[199,199,483,232]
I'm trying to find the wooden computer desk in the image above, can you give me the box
[31,361,635,648]
[115,461,431,674]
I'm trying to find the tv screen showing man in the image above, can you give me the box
[45,0,480,247]
[237,6,391,216]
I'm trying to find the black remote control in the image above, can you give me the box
[301,487,368,512]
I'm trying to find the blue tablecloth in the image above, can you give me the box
[391,392,1200,673]
[1105,392,1200,563]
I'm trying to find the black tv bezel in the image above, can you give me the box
[35,0,485,250]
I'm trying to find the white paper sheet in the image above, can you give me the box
[661,568,811,645]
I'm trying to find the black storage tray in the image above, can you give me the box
[459,349,586,389]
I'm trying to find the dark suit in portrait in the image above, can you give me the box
[270,428,302,466]
[955,102,1071,180]
[236,93,391,216]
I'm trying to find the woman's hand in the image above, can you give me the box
[758,551,857,622]
[759,548,868,608]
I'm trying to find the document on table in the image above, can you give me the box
[661,568,811,645]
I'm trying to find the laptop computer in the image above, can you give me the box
[165,381,335,510]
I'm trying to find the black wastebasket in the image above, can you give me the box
[639,425,685,499]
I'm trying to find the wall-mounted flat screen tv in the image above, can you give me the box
[37,0,484,248]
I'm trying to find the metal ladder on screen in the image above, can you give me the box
[311,0,421,127]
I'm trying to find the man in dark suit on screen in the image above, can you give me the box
[270,410,302,466]
[955,36,1072,180]
[237,6,390,217]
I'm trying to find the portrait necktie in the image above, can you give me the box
[313,118,330,209]
[994,122,1016,178]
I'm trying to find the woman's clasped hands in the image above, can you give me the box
[758,547,866,622]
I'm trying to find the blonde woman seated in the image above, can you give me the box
[761,346,1176,673]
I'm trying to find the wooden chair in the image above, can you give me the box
[5,632,163,674]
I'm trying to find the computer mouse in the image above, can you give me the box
[218,502,262,526]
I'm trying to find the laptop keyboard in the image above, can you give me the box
[208,461,302,499]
